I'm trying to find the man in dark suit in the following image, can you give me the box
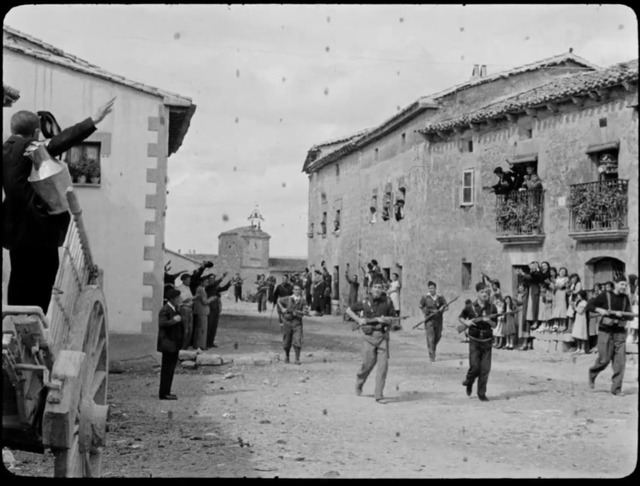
[158,288,184,400]
[2,98,115,313]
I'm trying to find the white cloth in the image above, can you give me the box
[571,300,588,340]
[388,281,401,311]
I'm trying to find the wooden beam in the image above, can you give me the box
[596,88,609,101]
[525,107,537,117]
[469,122,480,132]
[546,102,558,114]
[621,80,632,92]
[486,118,497,128]
[506,113,518,123]
[588,91,600,101]
[571,96,584,107]
[453,125,464,135]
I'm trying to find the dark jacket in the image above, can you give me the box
[157,302,184,353]
[2,118,96,250]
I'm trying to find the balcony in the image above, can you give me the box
[495,188,545,245]
[568,179,629,241]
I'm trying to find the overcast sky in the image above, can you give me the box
[4,4,637,258]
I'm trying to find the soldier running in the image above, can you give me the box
[345,278,396,403]
[276,283,309,364]
[458,282,498,402]
[419,280,449,362]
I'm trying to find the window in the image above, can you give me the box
[586,142,619,182]
[461,169,474,206]
[321,212,327,236]
[395,187,406,221]
[370,191,378,224]
[321,192,327,204]
[374,148,379,161]
[459,138,473,153]
[525,128,533,139]
[599,117,607,128]
[333,209,341,233]
[401,133,406,145]
[66,142,101,185]
[382,185,392,221]
[308,222,314,238]
[462,262,472,290]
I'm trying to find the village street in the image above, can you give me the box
[9,298,638,478]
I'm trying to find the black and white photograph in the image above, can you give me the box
[2,3,638,479]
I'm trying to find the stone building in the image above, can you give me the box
[2,25,196,335]
[303,52,638,320]
[178,214,306,299]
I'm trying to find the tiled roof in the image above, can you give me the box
[302,51,599,173]
[268,257,307,271]
[3,25,196,155]
[218,226,271,238]
[187,253,219,264]
[421,59,638,134]
[164,248,203,265]
[303,97,437,173]
[427,52,599,101]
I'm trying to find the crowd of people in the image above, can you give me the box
[491,163,543,195]
[480,263,639,353]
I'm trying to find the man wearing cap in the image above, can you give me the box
[458,282,498,401]
[2,98,114,313]
[587,275,633,395]
[345,278,396,403]
[157,288,183,400]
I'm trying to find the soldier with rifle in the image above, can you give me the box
[276,283,309,364]
[457,282,498,402]
[345,278,396,403]
[587,275,636,396]
[418,281,455,362]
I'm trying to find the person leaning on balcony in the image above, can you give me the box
[587,275,633,396]
[491,167,516,195]
[2,98,115,313]
[523,164,542,190]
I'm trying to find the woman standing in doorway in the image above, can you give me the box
[387,273,401,316]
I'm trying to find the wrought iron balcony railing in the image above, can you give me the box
[568,179,628,239]
[496,188,545,240]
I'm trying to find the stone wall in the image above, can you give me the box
[308,84,638,320]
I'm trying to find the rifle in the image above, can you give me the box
[602,311,639,318]
[413,296,460,329]
[352,315,410,332]
[455,307,522,333]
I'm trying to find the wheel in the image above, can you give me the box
[43,286,108,477]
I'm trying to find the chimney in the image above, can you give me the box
[480,64,487,77]
[471,64,480,78]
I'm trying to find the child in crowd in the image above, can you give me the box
[571,290,589,353]
[539,283,554,332]
[503,296,517,350]
[567,273,583,333]
[493,297,505,349]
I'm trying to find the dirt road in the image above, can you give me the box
[8,300,638,478]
